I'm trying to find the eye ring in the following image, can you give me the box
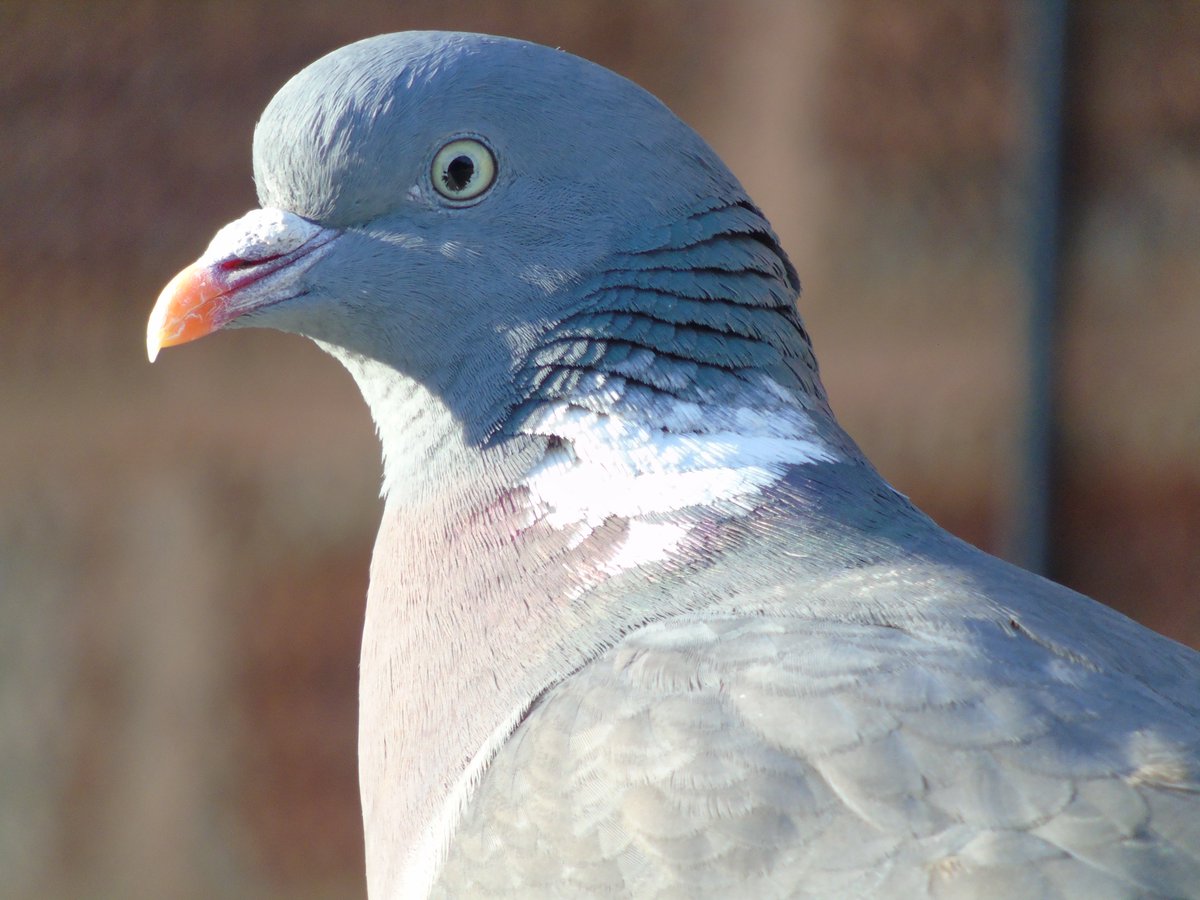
[430,138,497,203]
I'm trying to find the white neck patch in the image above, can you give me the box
[518,377,839,573]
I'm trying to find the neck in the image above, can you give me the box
[331,344,883,897]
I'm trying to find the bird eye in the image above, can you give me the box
[431,138,496,203]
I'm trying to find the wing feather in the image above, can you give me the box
[434,615,1200,898]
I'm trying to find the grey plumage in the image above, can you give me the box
[148,31,1200,899]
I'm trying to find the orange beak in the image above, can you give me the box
[145,262,232,362]
[146,208,339,362]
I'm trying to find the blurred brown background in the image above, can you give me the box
[2,1,1197,897]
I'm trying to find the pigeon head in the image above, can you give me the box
[148,31,841,488]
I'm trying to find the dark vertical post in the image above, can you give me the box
[1013,0,1069,575]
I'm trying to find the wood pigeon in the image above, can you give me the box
[147,32,1200,899]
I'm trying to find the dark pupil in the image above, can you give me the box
[445,155,475,192]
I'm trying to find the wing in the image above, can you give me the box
[433,615,1200,899]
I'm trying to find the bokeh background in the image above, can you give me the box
[3,1,1198,897]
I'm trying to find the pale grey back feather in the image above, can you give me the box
[437,602,1199,898]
